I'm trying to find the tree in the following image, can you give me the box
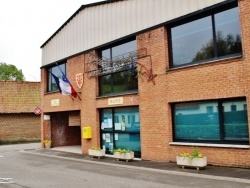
[0,63,25,81]
[193,31,242,62]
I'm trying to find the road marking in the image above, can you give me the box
[0,178,14,184]
[0,155,3,157]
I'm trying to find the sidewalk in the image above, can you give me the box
[23,147,250,183]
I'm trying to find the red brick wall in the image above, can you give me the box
[41,0,250,167]
[136,0,250,167]
[41,57,83,149]
[0,81,41,142]
[0,81,40,113]
[51,112,81,147]
[0,113,41,142]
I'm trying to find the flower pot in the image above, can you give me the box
[88,149,105,159]
[176,156,207,170]
[44,142,51,149]
[114,152,134,162]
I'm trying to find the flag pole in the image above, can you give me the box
[76,92,81,100]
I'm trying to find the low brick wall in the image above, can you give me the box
[0,113,41,143]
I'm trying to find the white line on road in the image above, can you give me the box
[0,178,14,184]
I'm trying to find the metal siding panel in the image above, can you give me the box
[42,0,226,66]
[82,10,89,51]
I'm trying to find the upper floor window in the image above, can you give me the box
[99,39,138,96]
[169,6,242,68]
[47,63,66,92]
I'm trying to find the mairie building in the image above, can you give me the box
[41,0,250,168]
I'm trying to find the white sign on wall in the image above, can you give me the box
[108,97,123,105]
[51,99,60,106]
[44,115,50,120]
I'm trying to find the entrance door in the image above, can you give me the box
[100,106,141,157]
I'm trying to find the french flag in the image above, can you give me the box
[51,73,77,98]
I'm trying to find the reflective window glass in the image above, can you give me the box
[100,107,141,157]
[223,101,249,141]
[114,107,140,132]
[99,39,138,96]
[99,75,112,95]
[174,102,219,140]
[112,40,136,58]
[48,63,66,92]
[215,7,242,57]
[115,133,141,152]
[170,6,242,68]
[171,17,213,66]
[113,70,138,93]
[173,99,249,144]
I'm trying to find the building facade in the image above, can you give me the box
[41,0,250,167]
[0,81,41,143]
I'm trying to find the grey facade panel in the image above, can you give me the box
[41,0,225,66]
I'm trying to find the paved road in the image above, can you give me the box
[0,143,249,188]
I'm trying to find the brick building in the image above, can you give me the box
[41,0,250,167]
[0,81,41,143]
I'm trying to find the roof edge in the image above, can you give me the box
[40,0,124,48]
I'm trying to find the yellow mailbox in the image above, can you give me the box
[82,127,92,139]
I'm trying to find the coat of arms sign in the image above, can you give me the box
[76,73,83,89]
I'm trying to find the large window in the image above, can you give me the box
[100,107,141,157]
[99,39,138,96]
[47,63,66,92]
[169,5,242,68]
[172,98,249,144]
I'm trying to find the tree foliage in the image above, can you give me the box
[0,63,25,81]
[193,31,242,62]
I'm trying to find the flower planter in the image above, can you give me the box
[176,156,207,170]
[113,152,134,162]
[88,149,105,159]
[44,142,51,149]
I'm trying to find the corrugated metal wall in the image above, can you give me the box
[41,0,225,66]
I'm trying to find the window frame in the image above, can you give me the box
[47,62,66,93]
[168,1,242,69]
[98,37,138,96]
[172,97,249,145]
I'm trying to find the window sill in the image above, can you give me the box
[169,142,249,149]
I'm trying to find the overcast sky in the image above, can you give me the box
[0,0,103,82]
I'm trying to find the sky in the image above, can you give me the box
[0,0,104,82]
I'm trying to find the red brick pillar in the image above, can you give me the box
[42,114,51,148]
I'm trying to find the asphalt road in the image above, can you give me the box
[0,143,249,188]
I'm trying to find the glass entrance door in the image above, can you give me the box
[100,106,141,157]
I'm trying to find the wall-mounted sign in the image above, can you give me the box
[108,97,123,105]
[51,99,60,106]
[44,115,50,120]
[34,107,41,115]
[76,73,83,89]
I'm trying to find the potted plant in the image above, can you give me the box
[88,147,105,159]
[113,148,134,162]
[176,148,207,170]
[43,139,52,149]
